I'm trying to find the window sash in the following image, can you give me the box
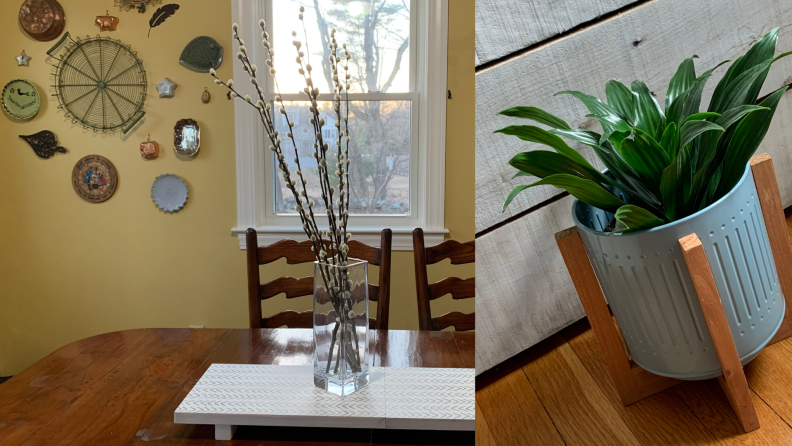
[231,0,448,250]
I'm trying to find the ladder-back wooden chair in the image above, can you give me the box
[246,228,393,330]
[412,228,475,331]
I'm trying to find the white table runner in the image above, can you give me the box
[174,364,474,439]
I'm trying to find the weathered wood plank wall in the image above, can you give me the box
[475,0,792,374]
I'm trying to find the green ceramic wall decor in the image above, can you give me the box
[19,131,66,159]
[48,33,147,134]
[179,36,223,73]
[2,79,40,120]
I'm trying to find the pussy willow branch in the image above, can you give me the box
[210,11,362,373]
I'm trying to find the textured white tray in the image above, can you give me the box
[174,364,474,439]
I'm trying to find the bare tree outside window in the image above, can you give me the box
[273,0,412,216]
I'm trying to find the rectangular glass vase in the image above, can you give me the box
[313,258,370,396]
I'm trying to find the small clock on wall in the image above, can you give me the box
[2,79,40,120]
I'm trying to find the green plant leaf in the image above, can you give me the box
[614,205,666,233]
[716,86,787,198]
[682,61,730,123]
[618,128,671,191]
[548,129,602,148]
[709,28,779,113]
[714,105,769,130]
[502,174,627,213]
[498,106,571,130]
[683,112,720,123]
[659,122,679,160]
[494,125,600,171]
[512,170,532,179]
[507,150,601,182]
[631,81,665,140]
[556,90,632,134]
[708,49,792,114]
[666,57,697,114]
[679,120,724,149]
[606,80,635,124]
[660,142,697,220]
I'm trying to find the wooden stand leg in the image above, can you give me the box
[556,227,643,405]
[751,153,792,344]
[680,234,760,433]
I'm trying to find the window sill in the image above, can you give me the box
[233,226,449,251]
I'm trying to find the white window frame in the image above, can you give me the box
[231,0,448,250]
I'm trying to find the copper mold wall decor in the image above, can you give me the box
[19,0,66,42]
[19,131,66,159]
[140,135,160,159]
[96,11,120,31]
[174,119,200,156]
[72,155,119,203]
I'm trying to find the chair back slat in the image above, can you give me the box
[426,240,475,265]
[413,228,475,331]
[428,277,475,300]
[260,276,313,300]
[432,311,476,331]
[261,310,314,329]
[245,228,392,330]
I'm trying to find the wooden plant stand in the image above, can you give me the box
[555,153,792,433]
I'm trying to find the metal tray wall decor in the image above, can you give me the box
[19,0,66,42]
[174,119,200,156]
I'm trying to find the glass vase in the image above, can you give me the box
[313,258,370,396]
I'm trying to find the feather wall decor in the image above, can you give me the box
[149,4,180,38]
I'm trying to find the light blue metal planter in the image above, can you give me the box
[573,164,785,380]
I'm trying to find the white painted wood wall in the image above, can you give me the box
[475,0,792,375]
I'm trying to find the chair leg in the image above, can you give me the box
[680,234,760,433]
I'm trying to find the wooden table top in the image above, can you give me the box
[0,328,474,446]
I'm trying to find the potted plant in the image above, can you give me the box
[210,10,369,395]
[498,29,790,380]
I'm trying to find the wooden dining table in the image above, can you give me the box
[0,328,474,445]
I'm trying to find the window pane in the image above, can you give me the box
[273,100,411,216]
[273,0,411,94]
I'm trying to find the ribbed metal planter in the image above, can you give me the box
[573,164,785,380]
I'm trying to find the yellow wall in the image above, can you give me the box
[0,0,473,376]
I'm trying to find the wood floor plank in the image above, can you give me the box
[516,334,640,446]
[673,379,792,445]
[475,358,563,446]
[743,337,792,430]
[475,403,498,446]
[561,320,717,445]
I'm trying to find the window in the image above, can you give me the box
[232,0,448,250]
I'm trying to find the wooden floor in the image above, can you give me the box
[476,209,792,445]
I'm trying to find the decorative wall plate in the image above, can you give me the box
[201,88,211,104]
[20,131,66,159]
[49,33,147,134]
[2,80,40,120]
[96,11,120,31]
[174,119,200,156]
[72,155,119,203]
[19,0,66,42]
[179,36,224,73]
[151,174,188,212]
